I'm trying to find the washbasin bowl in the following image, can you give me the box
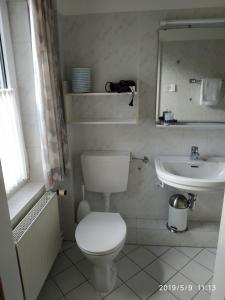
[155,156,225,192]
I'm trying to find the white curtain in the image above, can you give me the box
[0,89,28,195]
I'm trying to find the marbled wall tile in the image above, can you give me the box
[58,8,225,237]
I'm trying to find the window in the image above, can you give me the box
[0,3,28,195]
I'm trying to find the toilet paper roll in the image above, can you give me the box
[56,189,67,196]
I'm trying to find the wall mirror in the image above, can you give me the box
[156,20,225,127]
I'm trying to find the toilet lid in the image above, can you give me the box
[75,212,126,255]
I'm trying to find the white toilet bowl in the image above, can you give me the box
[75,212,126,292]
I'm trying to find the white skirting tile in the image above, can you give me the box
[125,219,219,247]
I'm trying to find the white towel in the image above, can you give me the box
[200,78,222,106]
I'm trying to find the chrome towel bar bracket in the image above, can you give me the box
[131,154,149,164]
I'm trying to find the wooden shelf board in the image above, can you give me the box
[68,119,137,125]
[66,92,138,97]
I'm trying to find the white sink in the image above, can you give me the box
[155,156,225,192]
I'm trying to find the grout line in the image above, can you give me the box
[147,288,181,300]
[51,250,84,277]
[159,250,195,271]
[122,244,139,255]
[111,245,213,299]
[174,246,203,258]
[144,245,171,257]
[182,257,214,277]
[51,275,68,297]
[101,279,123,299]
[115,250,168,298]
[190,289,202,300]
[192,251,216,273]
[51,262,88,296]
[144,246,171,259]
[145,248,207,300]
[205,248,217,255]
[62,279,88,298]
[116,245,174,287]
[204,275,214,296]
[61,244,91,281]
[161,247,214,300]
[63,249,85,265]
[47,244,215,300]
[51,264,75,278]
[64,255,90,281]
[123,281,142,300]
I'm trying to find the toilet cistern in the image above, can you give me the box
[81,151,130,212]
[190,146,200,161]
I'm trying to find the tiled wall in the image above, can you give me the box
[7,0,44,182]
[58,7,225,235]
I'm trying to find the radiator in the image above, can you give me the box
[13,191,62,300]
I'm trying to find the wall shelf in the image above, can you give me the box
[63,80,140,125]
[69,119,137,125]
[66,92,138,97]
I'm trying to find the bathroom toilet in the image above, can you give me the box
[75,212,126,292]
[75,151,130,292]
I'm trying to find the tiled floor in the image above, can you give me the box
[38,241,216,300]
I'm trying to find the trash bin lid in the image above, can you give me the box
[169,194,188,209]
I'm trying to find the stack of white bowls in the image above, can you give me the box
[72,68,91,93]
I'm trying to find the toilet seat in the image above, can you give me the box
[75,212,126,256]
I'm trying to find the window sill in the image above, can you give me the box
[8,181,45,228]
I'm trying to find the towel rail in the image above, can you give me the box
[189,78,225,84]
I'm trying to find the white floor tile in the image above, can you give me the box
[116,256,140,281]
[50,253,73,276]
[148,290,178,300]
[166,273,198,300]
[64,245,84,264]
[39,244,216,300]
[176,247,202,258]
[126,271,159,299]
[194,249,216,272]
[76,259,92,279]
[62,241,75,251]
[65,281,101,300]
[180,260,212,285]
[100,277,123,298]
[122,244,138,254]
[144,259,177,284]
[206,276,213,285]
[160,248,190,271]
[115,251,125,262]
[37,279,63,300]
[193,290,211,300]
[54,266,86,294]
[105,284,139,300]
[205,277,214,295]
[206,248,217,255]
[145,246,170,257]
[127,246,156,268]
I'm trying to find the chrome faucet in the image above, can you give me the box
[190,146,200,161]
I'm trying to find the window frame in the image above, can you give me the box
[0,34,7,88]
[0,1,18,90]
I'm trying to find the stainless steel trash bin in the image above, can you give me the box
[167,194,188,233]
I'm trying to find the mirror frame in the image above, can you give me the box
[155,20,225,128]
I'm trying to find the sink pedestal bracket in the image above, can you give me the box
[187,193,197,210]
